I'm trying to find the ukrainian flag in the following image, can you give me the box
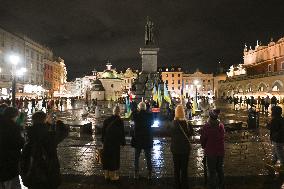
[163,82,171,105]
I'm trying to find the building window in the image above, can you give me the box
[268,64,272,72]
[165,80,168,84]
[172,74,174,77]
[281,62,284,70]
[172,87,174,90]
[203,80,205,82]
[165,74,168,77]
[178,74,180,77]
[171,80,174,84]
[178,80,180,84]
[178,86,180,90]
[208,80,211,82]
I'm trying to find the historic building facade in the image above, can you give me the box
[159,66,183,97]
[0,27,66,97]
[183,70,214,98]
[218,37,284,99]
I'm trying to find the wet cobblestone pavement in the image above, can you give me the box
[22,101,284,188]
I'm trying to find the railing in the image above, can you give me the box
[219,71,284,84]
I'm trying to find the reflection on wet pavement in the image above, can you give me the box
[27,101,283,179]
[58,112,273,179]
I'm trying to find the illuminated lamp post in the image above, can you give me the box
[8,54,26,107]
[194,80,200,109]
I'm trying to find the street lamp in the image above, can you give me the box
[193,80,199,109]
[8,54,26,107]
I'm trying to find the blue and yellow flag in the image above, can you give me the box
[163,82,171,105]
[152,85,158,102]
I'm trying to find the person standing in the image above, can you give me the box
[266,106,284,171]
[102,106,126,181]
[264,96,270,113]
[131,102,154,179]
[21,112,69,189]
[271,96,277,107]
[186,98,193,120]
[261,97,265,113]
[0,107,24,189]
[201,109,225,189]
[170,105,193,189]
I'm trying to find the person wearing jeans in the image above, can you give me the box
[201,109,225,189]
[131,102,154,179]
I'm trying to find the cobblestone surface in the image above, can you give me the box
[22,101,284,188]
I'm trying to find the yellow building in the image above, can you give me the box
[159,67,183,98]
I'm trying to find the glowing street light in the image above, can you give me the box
[193,80,199,109]
[9,54,20,65]
[8,53,25,107]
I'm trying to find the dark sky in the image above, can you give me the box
[0,0,284,80]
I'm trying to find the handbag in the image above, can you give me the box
[177,121,191,143]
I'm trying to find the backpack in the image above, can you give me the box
[20,142,50,187]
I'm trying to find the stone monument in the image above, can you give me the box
[132,17,164,100]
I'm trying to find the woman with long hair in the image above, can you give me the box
[170,105,193,189]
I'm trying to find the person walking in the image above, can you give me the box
[131,102,154,179]
[21,111,69,189]
[266,106,284,171]
[170,105,193,189]
[101,106,126,181]
[201,109,225,189]
[0,107,25,189]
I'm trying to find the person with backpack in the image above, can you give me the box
[131,102,154,179]
[266,106,284,172]
[201,109,225,189]
[20,111,69,189]
[101,106,125,181]
[170,105,193,189]
[0,107,25,189]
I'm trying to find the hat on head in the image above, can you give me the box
[209,109,220,120]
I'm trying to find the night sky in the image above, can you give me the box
[0,0,284,80]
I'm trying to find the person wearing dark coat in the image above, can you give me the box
[22,111,68,189]
[170,105,193,189]
[0,107,24,189]
[266,106,284,171]
[131,102,154,179]
[102,106,125,181]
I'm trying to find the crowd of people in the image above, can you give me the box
[0,97,79,113]
[1,95,284,189]
[101,101,225,189]
[225,95,280,112]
